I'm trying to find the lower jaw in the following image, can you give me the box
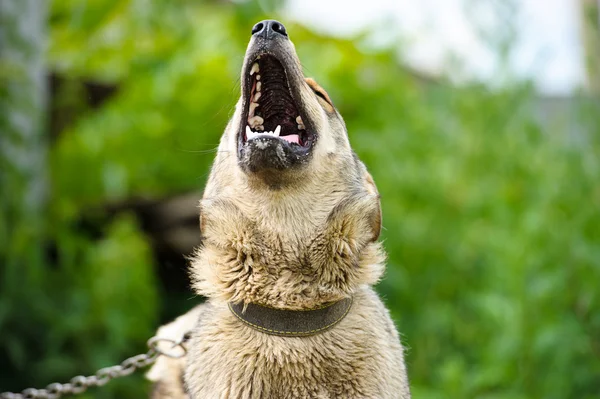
[239,120,313,152]
[239,135,312,171]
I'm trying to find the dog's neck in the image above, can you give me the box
[192,146,385,309]
[191,185,384,310]
[228,297,354,336]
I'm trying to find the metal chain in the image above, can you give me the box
[0,334,190,399]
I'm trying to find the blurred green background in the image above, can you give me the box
[1,0,599,398]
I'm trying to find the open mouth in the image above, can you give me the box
[241,55,315,151]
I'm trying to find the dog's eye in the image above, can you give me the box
[305,77,334,112]
[314,90,328,102]
[312,89,333,112]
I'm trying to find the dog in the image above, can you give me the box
[146,20,411,399]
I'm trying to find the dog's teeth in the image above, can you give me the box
[245,124,285,141]
[256,82,261,92]
[249,102,259,117]
[250,63,259,76]
[254,92,261,102]
[246,125,260,140]
[256,74,261,81]
[248,115,264,128]
[297,116,306,130]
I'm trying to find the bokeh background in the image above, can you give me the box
[1,0,599,398]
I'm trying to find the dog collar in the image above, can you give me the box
[228,297,353,337]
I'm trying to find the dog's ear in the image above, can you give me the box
[363,171,382,242]
[305,77,334,112]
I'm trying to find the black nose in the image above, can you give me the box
[251,20,288,39]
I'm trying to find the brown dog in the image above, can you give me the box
[147,20,411,399]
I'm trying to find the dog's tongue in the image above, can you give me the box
[280,134,300,144]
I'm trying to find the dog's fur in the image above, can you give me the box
[147,22,411,398]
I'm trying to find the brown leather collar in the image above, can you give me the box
[228,297,353,337]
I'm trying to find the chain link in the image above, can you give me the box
[0,334,190,399]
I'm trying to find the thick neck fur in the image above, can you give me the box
[190,109,385,310]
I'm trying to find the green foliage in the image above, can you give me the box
[1,0,599,397]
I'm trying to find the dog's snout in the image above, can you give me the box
[251,20,288,39]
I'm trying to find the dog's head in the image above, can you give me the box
[213,20,352,188]
[194,21,385,308]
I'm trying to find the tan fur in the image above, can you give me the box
[148,25,411,398]
[147,305,204,399]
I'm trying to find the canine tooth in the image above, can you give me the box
[249,102,258,117]
[250,63,259,76]
[256,82,261,92]
[274,125,281,136]
[246,127,260,140]
[256,125,264,131]
[298,124,305,130]
[254,92,261,102]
